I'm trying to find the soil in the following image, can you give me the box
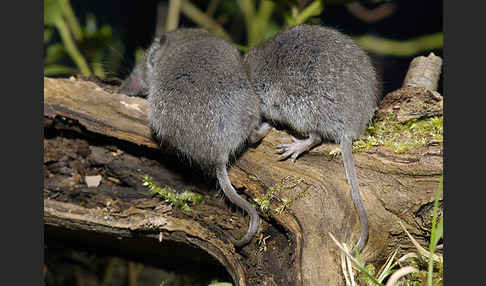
[44,112,294,286]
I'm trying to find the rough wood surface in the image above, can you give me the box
[44,77,443,286]
[375,86,443,122]
[403,52,443,91]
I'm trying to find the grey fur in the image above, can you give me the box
[119,29,214,97]
[243,24,380,253]
[134,28,262,246]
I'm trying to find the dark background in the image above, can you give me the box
[68,0,443,95]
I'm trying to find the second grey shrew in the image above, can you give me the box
[244,24,381,253]
[122,28,262,247]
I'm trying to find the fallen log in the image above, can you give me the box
[44,76,442,286]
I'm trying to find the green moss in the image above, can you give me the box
[274,187,311,215]
[254,175,311,215]
[352,115,443,154]
[142,176,205,212]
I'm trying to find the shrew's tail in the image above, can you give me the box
[341,136,369,254]
[216,166,260,247]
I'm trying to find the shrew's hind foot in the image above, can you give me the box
[276,133,322,162]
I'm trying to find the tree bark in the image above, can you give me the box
[44,77,443,286]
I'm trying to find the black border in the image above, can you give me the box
[444,1,484,285]
[3,0,43,285]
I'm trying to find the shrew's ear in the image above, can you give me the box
[159,34,167,45]
[147,34,168,71]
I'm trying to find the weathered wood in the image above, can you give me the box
[403,52,443,91]
[44,199,247,284]
[44,76,155,148]
[375,86,443,122]
[44,77,443,286]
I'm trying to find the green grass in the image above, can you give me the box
[331,175,443,285]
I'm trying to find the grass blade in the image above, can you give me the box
[427,176,443,286]
[384,266,419,286]
[341,249,352,286]
[377,248,399,282]
[398,221,441,263]
[329,233,384,286]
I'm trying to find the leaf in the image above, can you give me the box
[84,13,98,36]
[44,64,77,76]
[44,0,62,26]
[431,217,443,249]
[44,43,66,64]
[262,19,280,41]
[44,27,54,44]
[427,176,443,286]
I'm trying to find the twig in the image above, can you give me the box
[166,0,181,32]
[180,0,231,41]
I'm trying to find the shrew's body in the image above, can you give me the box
[244,24,381,252]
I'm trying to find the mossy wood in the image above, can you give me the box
[44,77,442,286]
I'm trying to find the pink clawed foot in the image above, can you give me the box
[276,133,322,163]
[276,136,308,162]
